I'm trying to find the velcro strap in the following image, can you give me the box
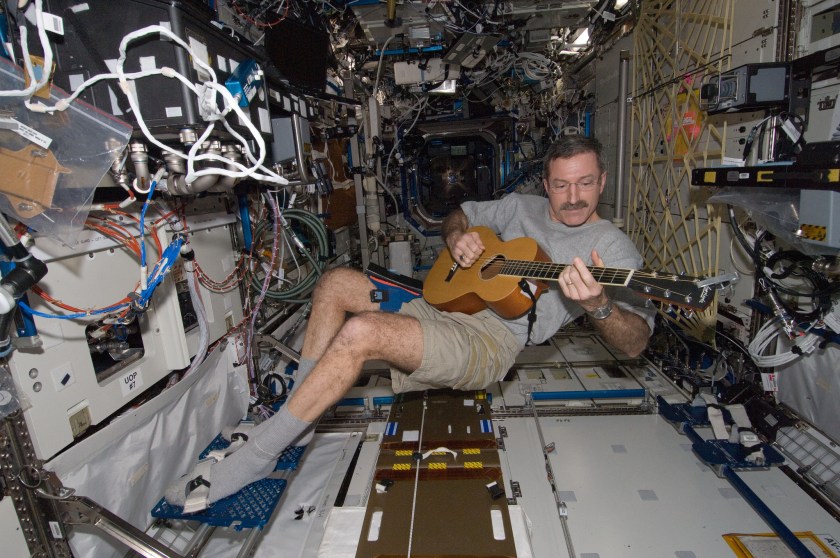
[183,459,214,514]
[187,476,210,492]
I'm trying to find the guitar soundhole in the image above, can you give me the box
[480,255,506,280]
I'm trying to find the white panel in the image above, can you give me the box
[0,498,30,558]
[799,0,840,55]
[48,348,248,558]
[499,413,840,557]
[9,203,242,460]
[731,0,779,66]
[777,344,840,444]
[9,230,189,460]
[806,77,840,142]
[392,59,456,85]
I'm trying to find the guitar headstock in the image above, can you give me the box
[628,270,719,311]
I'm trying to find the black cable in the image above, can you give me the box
[763,250,834,321]
[258,372,288,405]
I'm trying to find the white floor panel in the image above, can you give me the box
[198,432,357,558]
[498,416,573,558]
[500,414,840,558]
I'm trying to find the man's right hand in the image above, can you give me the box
[441,208,484,267]
[448,230,484,268]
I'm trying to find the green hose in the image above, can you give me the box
[247,208,330,302]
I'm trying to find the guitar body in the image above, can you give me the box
[423,227,551,319]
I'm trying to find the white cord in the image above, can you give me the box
[12,17,288,187]
[0,0,52,100]
[373,35,395,96]
[748,319,820,367]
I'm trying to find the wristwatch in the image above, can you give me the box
[586,297,613,320]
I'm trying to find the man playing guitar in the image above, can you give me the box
[165,135,656,510]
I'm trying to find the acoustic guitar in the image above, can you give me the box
[423,226,715,319]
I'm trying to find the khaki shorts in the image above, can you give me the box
[389,298,522,393]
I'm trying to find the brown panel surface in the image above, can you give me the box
[355,390,518,558]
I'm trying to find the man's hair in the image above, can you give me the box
[542,135,606,178]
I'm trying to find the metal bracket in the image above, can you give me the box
[52,495,185,558]
[696,271,740,289]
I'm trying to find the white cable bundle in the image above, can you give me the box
[514,52,557,82]
[0,0,53,101]
[748,319,821,367]
[8,5,288,188]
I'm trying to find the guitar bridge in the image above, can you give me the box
[444,262,459,283]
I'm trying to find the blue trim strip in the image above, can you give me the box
[374,46,445,57]
[721,466,818,558]
[480,419,492,433]
[337,397,366,407]
[336,396,394,407]
[385,422,398,436]
[531,389,646,401]
[238,194,252,251]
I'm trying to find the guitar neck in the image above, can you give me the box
[502,260,634,286]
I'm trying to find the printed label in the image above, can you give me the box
[120,369,144,397]
[761,372,779,392]
[0,117,52,148]
[42,13,64,35]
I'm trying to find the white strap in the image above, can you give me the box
[209,422,256,461]
[706,405,729,440]
[726,404,752,429]
[421,447,458,462]
[183,459,214,514]
[727,404,764,464]
[692,394,729,440]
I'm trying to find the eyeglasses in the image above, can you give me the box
[547,174,602,193]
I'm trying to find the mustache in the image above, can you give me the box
[560,201,589,211]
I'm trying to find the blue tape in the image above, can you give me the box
[369,275,421,312]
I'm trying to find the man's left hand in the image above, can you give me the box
[558,250,609,313]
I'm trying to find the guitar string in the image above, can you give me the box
[460,254,699,279]
[456,255,703,299]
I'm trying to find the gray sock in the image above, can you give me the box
[290,358,317,446]
[294,357,317,388]
[165,406,312,507]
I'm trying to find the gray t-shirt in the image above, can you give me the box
[461,193,656,346]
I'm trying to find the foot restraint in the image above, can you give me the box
[182,459,215,514]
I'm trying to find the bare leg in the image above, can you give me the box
[300,267,380,361]
[166,285,424,507]
[291,268,381,445]
[290,310,424,421]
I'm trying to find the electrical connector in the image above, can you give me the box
[225,59,263,108]
[485,481,505,500]
[375,478,394,493]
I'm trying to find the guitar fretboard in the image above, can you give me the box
[500,260,633,286]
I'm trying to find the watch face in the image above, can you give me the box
[588,300,613,320]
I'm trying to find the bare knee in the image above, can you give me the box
[338,312,379,343]
[330,312,423,371]
[312,268,372,310]
[314,267,357,295]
